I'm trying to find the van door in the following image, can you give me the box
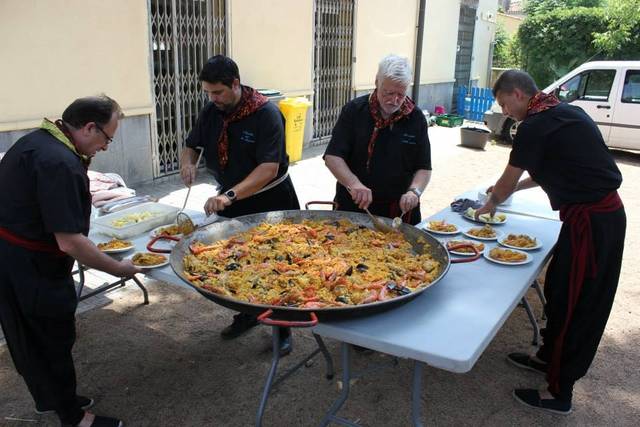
[554,68,618,142]
[609,68,640,150]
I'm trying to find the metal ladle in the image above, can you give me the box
[176,147,204,234]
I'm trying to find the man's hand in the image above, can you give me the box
[399,191,419,214]
[346,183,372,210]
[180,163,197,187]
[475,200,497,220]
[204,194,232,216]
[115,259,142,277]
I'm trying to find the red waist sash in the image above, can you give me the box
[548,191,623,393]
[0,226,66,257]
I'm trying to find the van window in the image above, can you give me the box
[621,70,640,104]
[556,69,616,102]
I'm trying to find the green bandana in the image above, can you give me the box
[39,118,90,163]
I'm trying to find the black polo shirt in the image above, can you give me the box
[509,103,622,209]
[324,94,431,202]
[0,129,91,243]
[186,96,289,190]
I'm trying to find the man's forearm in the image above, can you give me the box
[181,146,198,166]
[55,233,126,276]
[489,165,525,205]
[515,177,538,192]
[409,169,431,192]
[230,162,279,200]
[324,155,361,189]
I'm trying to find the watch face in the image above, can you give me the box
[225,190,236,200]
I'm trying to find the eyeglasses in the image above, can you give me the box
[95,124,114,144]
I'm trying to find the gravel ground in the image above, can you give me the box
[1,126,639,426]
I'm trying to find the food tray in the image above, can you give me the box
[91,202,180,239]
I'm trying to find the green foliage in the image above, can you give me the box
[524,0,603,15]
[493,23,522,68]
[592,0,640,58]
[517,7,608,86]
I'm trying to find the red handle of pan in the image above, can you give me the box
[257,309,319,328]
[146,235,181,253]
[305,201,338,210]
[448,243,482,263]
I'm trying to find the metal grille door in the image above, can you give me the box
[312,0,355,144]
[150,0,226,177]
[452,3,477,114]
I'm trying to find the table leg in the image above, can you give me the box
[319,343,360,427]
[532,280,546,319]
[411,361,425,427]
[131,275,149,305]
[313,333,335,380]
[521,296,540,346]
[74,263,86,299]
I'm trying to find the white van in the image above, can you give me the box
[484,61,640,150]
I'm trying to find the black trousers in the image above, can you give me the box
[536,207,626,402]
[0,240,84,426]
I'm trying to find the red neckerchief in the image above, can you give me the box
[527,92,560,116]
[367,90,415,172]
[547,191,623,395]
[217,86,268,170]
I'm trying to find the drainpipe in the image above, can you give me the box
[412,0,427,104]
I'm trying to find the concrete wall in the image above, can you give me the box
[352,0,418,91]
[228,0,314,97]
[470,0,499,88]
[497,11,523,36]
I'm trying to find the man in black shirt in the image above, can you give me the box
[0,96,140,427]
[324,54,431,225]
[180,55,299,355]
[477,70,625,415]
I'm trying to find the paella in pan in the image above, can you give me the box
[181,218,443,308]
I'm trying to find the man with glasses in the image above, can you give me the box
[324,54,432,225]
[0,95,139,427]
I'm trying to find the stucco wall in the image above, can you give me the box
[0,0,153,131]
[228,0,314,97]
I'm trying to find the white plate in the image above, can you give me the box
[149,224,183,239]
[129,252,170,269]
[463,212,507,224]
[498,233,542,251]
[446,240,485,256]
[462,227,503,241]
[484,248,532,266]
[100,245,134,254]
[423,222,460,235]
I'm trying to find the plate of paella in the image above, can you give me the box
[498,233,542,250]
[96,238,134,254]
[484,247,532,266]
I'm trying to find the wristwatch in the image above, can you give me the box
[409,187,422,198]
[224,189,237,202]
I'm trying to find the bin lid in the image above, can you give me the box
[258,89,282,97]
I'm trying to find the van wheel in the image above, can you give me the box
[501,118,519,144]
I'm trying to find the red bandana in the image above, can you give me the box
[367,90,415,172]
[217,86,268,170]
[527,91,561,116]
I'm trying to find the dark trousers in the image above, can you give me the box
[536,208,626,402]
[0,241,84,426]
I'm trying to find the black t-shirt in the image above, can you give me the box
[185,96,289,191]
[0,129,91,244]
[324,94,431,204]
[509,103,622,209]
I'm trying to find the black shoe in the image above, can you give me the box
[513,389,572,415]
[220,313,258,340]
[89,415,124,427]
[507,352,547,375]
[278,334,293,357]
[34,395,94,415]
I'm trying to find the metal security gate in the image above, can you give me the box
[150,0,226,177]
[312,0,355,145]
[452,1,478,114]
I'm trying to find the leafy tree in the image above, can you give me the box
[524,0,603,15]
[493,23,522,68]
[593,0,640,58]
[517,7,608,86]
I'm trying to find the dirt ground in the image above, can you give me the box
[1,128,639,426]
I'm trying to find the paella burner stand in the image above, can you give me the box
[256,309,335,427]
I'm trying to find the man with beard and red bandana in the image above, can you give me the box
[476,70,626,415]
[180,55,299,355]
[0,95,140,427]
[324,54,431,226]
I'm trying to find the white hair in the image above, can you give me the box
[376,54,412,86]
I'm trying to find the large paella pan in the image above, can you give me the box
[169,210,472,323]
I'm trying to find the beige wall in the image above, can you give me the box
[228,0,313,97]
[497,11,523,36]
[470,0,498,87]
[0,0,153,131]
[420,0,460,85]
[353,0,418,91]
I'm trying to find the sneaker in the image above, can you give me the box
[34,395,94,415]
[220,313,258,340]
[513,389,572,415]
[507,352,547,375]
[278,333,293,357]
